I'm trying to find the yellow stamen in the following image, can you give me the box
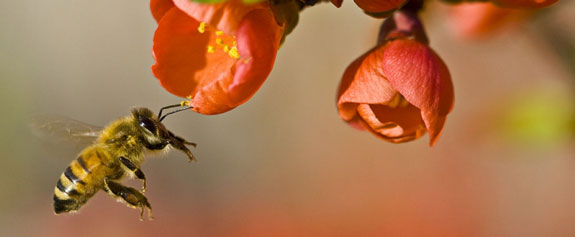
[215,30,223,36]
[207,45,215,53]
[223,45,230,53]
[399,97,410,107]
[387,94,410,108]
[387,94,400,108]
[216,38,224,45]
[228,46,240,59]
[180,100,191,107]
[197,22,207,33]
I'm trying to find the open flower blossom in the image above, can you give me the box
[337,11,454,146]
[330,0,407,17]
[151,0,285,114]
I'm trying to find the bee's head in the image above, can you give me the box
[130,107,170,142]
[131,107,196,161]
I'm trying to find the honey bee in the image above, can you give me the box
[31,104,196,220]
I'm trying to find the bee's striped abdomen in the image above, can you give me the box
[53,194,79,214]
[53,154,101,214]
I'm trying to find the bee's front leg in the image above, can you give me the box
[103,179,152,221]
[119,157,147,192]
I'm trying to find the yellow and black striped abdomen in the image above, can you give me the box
[53,146,118,214]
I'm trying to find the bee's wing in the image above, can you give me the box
[28,114,103,148]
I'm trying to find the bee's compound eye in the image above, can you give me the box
[139,117,157,134]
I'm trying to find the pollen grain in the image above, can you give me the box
[228,46,240,59]
[198,22,207,33]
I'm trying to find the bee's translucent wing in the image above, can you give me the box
[29,114,103,148]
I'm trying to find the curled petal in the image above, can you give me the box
[338,12,453,145]
[173,0,268,35]
[150,0,175,23]
[338,46,428,143]
[337,53,364,121]
[338,50,396,120]
[354,0,407,16]
[381,40,454,145]
[358,104,426,143]
[492,0,558,8]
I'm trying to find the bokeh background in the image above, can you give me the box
[1,0,573,236]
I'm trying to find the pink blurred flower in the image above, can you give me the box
[447,2,531,39]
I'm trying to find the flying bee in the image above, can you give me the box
[31,103,196,220]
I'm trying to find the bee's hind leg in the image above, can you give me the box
[119,157,147,192]
[103,179,153,221]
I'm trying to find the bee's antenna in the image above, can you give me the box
[158,104,183,119]
[159,107,191,122]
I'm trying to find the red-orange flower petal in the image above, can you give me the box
[152,6,282,114]
[337,50,397,121]
[153,8,212,98]
[173,0,267,35]
[227,10,282,105]
[491,0,558,8]
[150,0,175,23]
[359,103,427,143]
[382,40,454,145]
[354,0,407,16]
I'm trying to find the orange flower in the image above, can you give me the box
[330,0,407,17]
[151,0,284,114]
[337,12,454,145]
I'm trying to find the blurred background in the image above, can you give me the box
[0,0,573,236]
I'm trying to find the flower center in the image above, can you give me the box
[197,22,240,59]
[387,93,410,108]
